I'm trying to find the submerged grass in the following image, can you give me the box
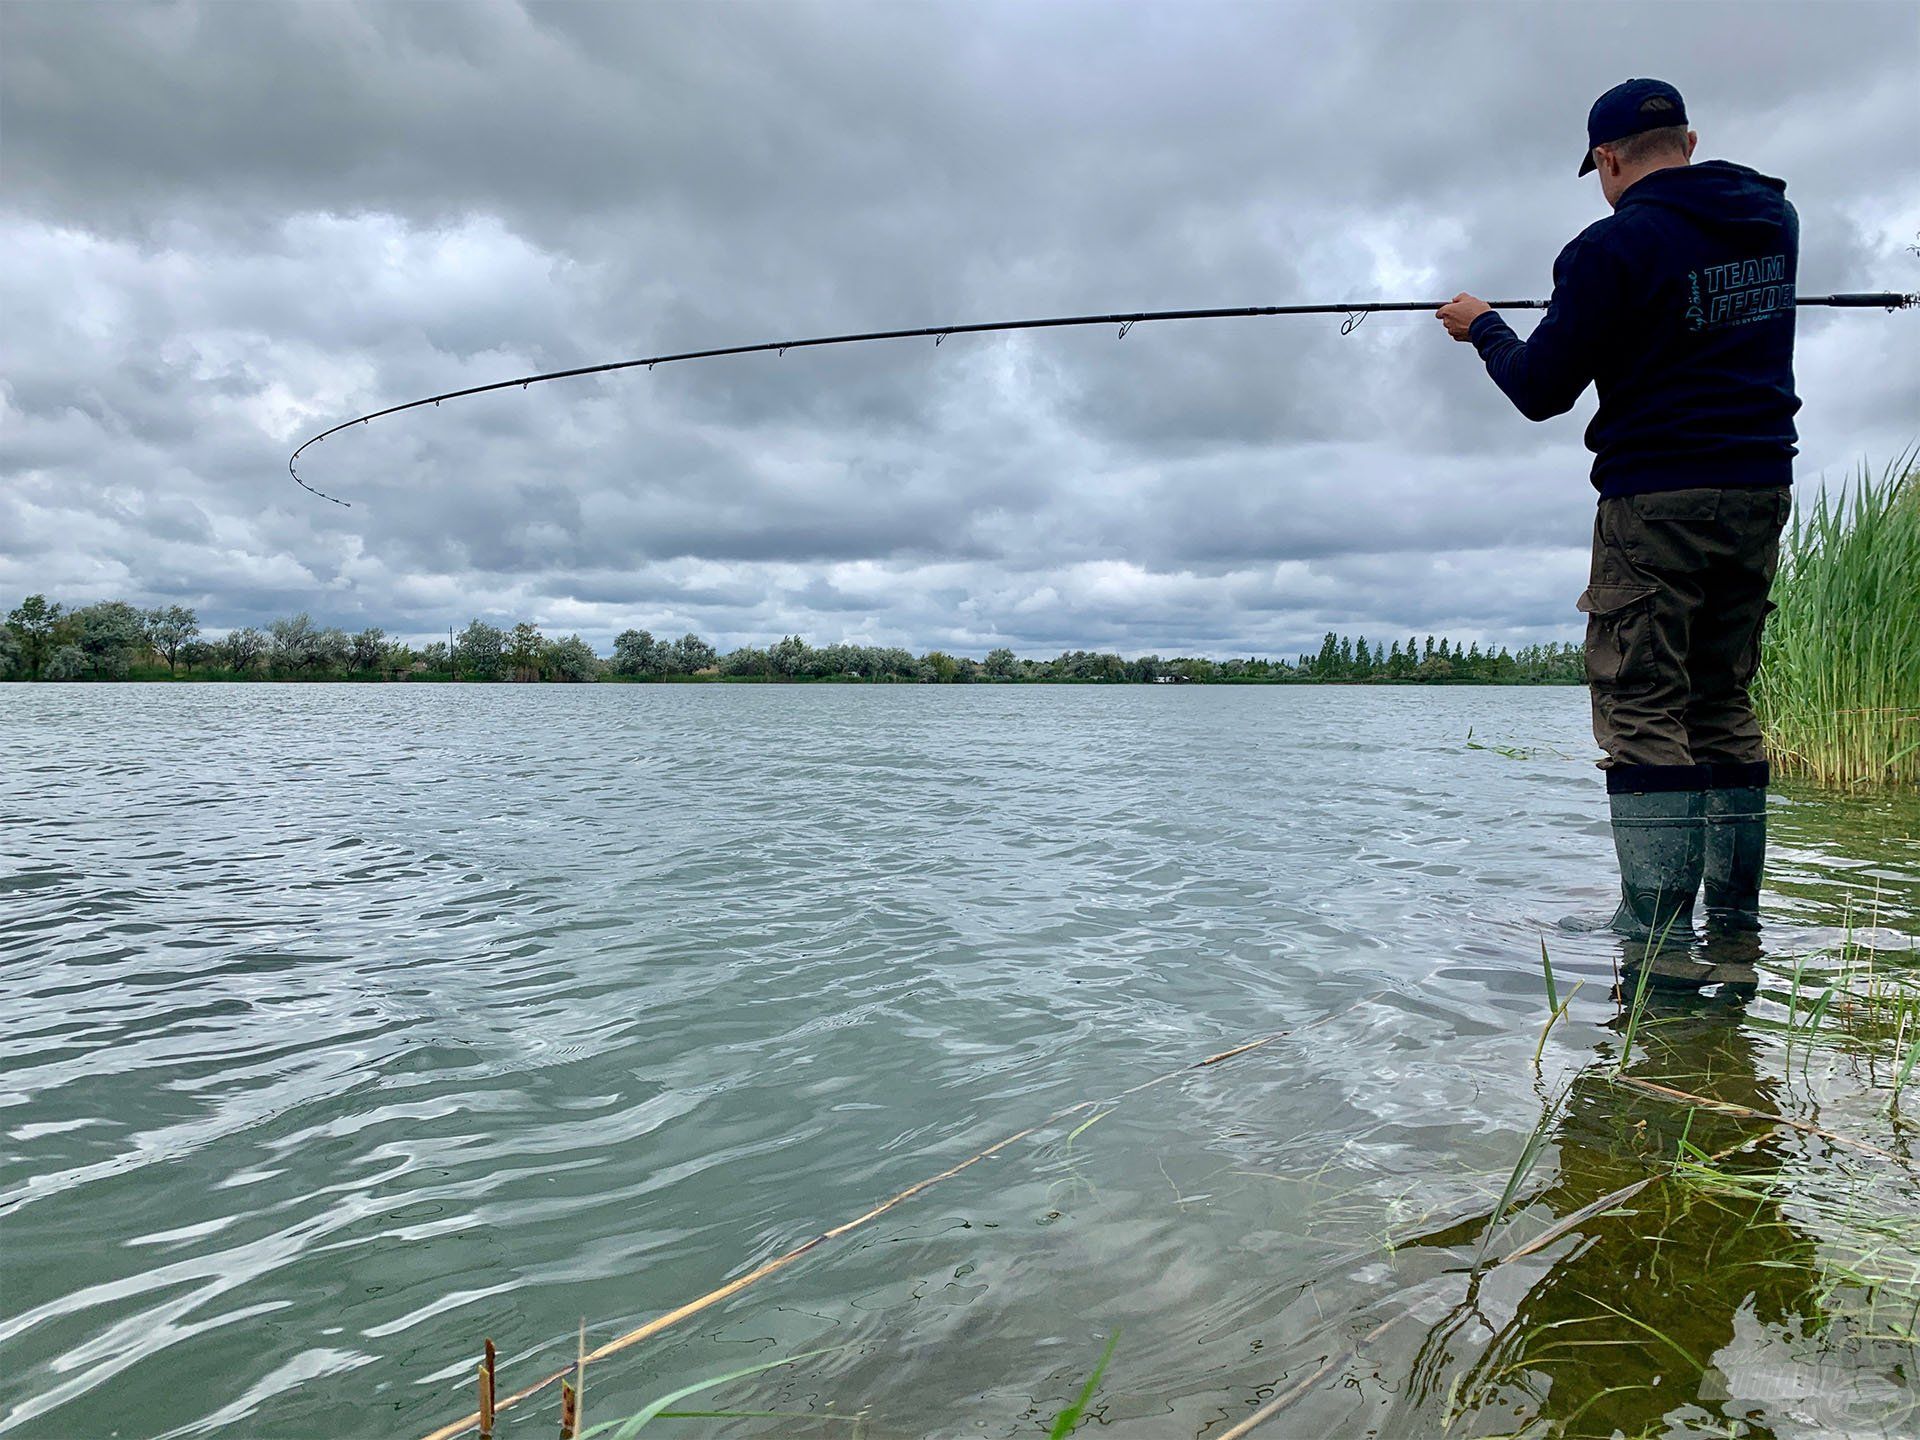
[1047,1333,1119,1439]
[1750,896,1920,1077]
[1755,453,1920,789]
[1663,1134,1920,1365]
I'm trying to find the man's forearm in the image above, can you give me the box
[1468,309,1580,422]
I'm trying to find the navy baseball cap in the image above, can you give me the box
[1579,78,1688,175]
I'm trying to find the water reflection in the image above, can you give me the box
[1614,930,1764,1000]
[1393,960,1836,1437]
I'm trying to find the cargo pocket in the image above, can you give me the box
[1629,490,1722,523]
[1619,490,1719,566]
[1578,584,1659,686]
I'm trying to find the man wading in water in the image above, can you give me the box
[1436,79,1797,957]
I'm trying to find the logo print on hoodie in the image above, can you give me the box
[1697,254,1793,329]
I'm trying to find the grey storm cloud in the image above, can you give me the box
[2,0,1916,658]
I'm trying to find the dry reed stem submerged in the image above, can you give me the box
[416,996,1383,1440]
[1610,1074,1902,1161]
[1213,1309,1415,1440]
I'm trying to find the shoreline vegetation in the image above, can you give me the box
[1753,456,1920,789]
[1,601,1582,687]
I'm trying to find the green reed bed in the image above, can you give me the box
[1756,454,1920,789]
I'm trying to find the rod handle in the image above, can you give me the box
[1811,292,1914,308]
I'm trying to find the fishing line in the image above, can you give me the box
[287,292,1915,507]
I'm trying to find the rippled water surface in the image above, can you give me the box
[4,684,1917,1438]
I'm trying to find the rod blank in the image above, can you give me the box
[288,291,1916,507]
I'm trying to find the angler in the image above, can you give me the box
[1436,78,1809,967]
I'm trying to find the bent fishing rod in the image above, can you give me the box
[288,290,1916,506]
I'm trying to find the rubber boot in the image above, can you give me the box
[1703,761,1768,934]
[1561,765,1708,946]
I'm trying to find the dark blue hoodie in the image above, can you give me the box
[1467,160,1800,498]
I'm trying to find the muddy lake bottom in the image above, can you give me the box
[3,684,1918,1438]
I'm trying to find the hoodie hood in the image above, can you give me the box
[1618,160,1790,238]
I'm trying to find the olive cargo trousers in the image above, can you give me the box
[1580,485,1792,770]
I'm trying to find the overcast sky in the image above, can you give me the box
[4,1,1916,659]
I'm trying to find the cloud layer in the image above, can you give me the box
[4,1,1916,657]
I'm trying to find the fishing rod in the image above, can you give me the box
[288,291,1916,507]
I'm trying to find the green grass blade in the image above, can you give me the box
[1616,956,1657,1074]
[1477,1088,1564,1265]
[1048,1331,1119,1438]
[1574,1293,1705,1375]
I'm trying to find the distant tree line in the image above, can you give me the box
[1,594,1583,686]
[1292,632,1581,683]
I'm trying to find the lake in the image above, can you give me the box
[3,684,1917,1437]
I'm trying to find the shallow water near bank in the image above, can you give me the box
[3,683,1916,1438]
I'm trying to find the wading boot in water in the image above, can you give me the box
[1561,765,1708,946]
[1703,761,1768,934]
